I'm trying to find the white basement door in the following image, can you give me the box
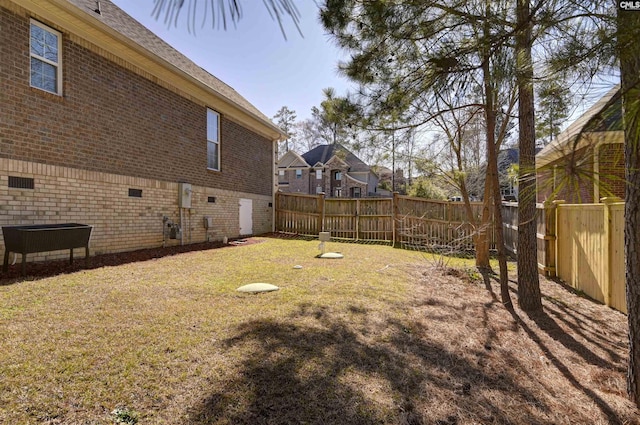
[239,198,253,236]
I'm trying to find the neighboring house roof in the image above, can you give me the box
[18,0,285,140]
[537,85,622,168]
[498,147,541,169]
[499,147,519,165]
[301,144,371,172]
[344,173,367,185]
[277,150,309,168]
[373,165,392,178]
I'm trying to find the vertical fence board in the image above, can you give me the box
[609,203,626,313]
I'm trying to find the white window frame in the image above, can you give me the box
[30,20,62,95]
[316,169,322,179]
[278,169,285,176]
[295,169,302,179]
[207,109,220,171]
[334,171,342,181]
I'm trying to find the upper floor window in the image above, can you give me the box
[334,171,342,181]
[316,169,322,179]
[207,109,220,171]
[295,169,302,179]
[30,20,62,95]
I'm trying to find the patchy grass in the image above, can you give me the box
[0,236,637,424]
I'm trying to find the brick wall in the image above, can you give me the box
[310,169,324,195]
[0,4,274,197]
[537,142,625,203]
[537,150,595,204]
[0,158,273,262]
[278,166,369,198]
[536,167,554,203]
[598,142,625,199]
[282,168,310,194]
[0,3,277,262]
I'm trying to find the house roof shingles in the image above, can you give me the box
[301,144,370,172]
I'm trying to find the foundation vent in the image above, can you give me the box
[8,176,34,189]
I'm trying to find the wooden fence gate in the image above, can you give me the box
[501,198,626,313]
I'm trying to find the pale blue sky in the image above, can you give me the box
[110,1,354,122]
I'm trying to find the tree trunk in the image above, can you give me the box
[475,182,492,271]
[515,0,541,312]
[482,3,511,308]
[483,73,511,308]
[619,6,640,408]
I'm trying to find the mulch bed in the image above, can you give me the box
[0,237,263,284]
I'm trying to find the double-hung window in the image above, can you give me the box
[30,20,62,95]
[207,109,220,171]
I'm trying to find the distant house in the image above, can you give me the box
[1,0,285,262]
[450,147,522,202]
[536,86,623,203]
[277,144,379,197]
[374,165,407,196]
[498,148,519,201]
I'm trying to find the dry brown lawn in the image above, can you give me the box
[0,236,638,424]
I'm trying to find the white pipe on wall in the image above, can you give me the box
[179,208,184,246]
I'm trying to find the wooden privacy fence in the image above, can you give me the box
[502,202,557,277]
[502,198,626,313]
[394,195,491,250]
[275,192,494,250]
[277,192,627,313]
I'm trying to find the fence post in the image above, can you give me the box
[274,192,280,233]
[601,196,622,308]
[446,201,454,246]
[552,200,565,280]
[318,192,325,233]
[542,200,557,277]
[355,199,360,241]
[392,192,400,248]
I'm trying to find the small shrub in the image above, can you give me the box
[111,406,139,425]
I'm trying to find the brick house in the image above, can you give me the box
[0,0,285,262]
[536,86,624,203]
[277,144,379,197]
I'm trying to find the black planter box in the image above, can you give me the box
[2,223,93,276]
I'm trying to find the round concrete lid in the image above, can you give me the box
[318,252,344,259]
[237,283,280,293]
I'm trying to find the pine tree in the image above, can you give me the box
[618,3,640,407]
[320,0,518,285]
[273,106,297,155]
[536,79,571,146]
